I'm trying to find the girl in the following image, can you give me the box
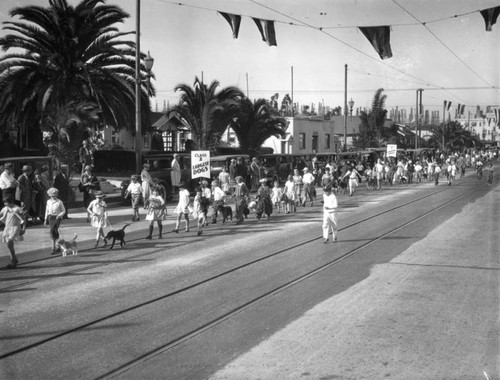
[233,176,249,224]
[218,166,231,193]
[270,181,283,213]
[173,182,191,233]
[44,187,66,255]
[292,169,303,208]
[255,178,272,220]
[0,195,25,269]
[284,174,296,214]
[87,191,109,248]
[145,187,166,239]
[192,187,210,235]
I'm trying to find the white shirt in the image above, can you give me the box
[212,187,225,202]
[323,193,338,212]
[45,198,66,218]
[302,172,315,184]
[0,170,17,190]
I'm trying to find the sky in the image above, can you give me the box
[1,0,500,117]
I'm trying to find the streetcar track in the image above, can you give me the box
[0,181,482,364]
[0,183,454,293]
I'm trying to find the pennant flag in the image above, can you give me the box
[480,6,500,31]
[253,18,277,46]
[219,12,242,39]
[359,26,393,59]
[444,100,452,111]
[495,109,500,126]
[460,104,465,115]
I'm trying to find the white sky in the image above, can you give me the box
[2,0,500,115]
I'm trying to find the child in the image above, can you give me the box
[145,186,166,239]
[173,182,191,233]
[0,195,25,269]
[44,187,66,255]
[487,162,494,185]
[124,175,142,221]
[87,191,109,248]
[270,181,283,213]
[322,185,338,244]
[218,166,231,193]
[284,174,296,214]
[192,187,209,235]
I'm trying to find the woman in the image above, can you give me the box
[292,168,303,207]
[233,176,249,224]
[141,163,154,203]
[81,165,99,222]
[170,153,181,195]
[173,182,191,233]
[284,174,296,213]
[0,195,25,269]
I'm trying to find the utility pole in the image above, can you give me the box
[291,66,294,117]
[135,0,142,174]
[344,64,348,152]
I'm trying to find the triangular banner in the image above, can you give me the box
[480,6,500,31]
[359,26,393,59]
[219,12,242,39]
[252,18,277,46]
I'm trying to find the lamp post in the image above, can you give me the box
[144,51,154,104]
[348,98,354,120]
[343,64,348,151]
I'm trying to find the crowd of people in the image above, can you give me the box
[1,149,496,270]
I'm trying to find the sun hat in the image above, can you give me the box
[84,165,92,171]
[259,178,267,183]
[47,187,59,196]
[22,165,31,172]
[94,191,105,198]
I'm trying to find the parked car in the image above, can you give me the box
[259,154,293,184]
[0,156,54,179]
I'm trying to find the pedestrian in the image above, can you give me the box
[16,165,34,223]
[200,179,212,227]
[145,186,166,239]
[271,180,283,213]
[284,174,296,214]
[211,180,226,224]
[170,153,182,195]
[34,168,50,223]
[292,168,303,207]
[218,166,231,193]
[53,167,71,219]
[229,158,237,189]
[0,195,25,269]
[434,163,441,185]
[0,162,18,202]
[322,185,338,244]
[321,167,333,188]
[44,187,66,255]
[78,140,92,173]
[80,165,100,222]
[141,163,154,203]
[486,162,494,185]
[250,157,262,192]
[341,165,361,196]
[173,181,191,233]
[375,158,385,190]
[233,176,249,224]
[255,178,272,220]
[447,160,457,186]
[87,191,109,248]
[302,167,315,206]
[193,186,210,235]
[124,175,142,221]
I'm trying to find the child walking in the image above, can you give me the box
[44,187,66,255]
[173,182,191,233]
[87,191,109,248]
[192,187,209,236]
[145,187,166,239]
[0,195,25,269]
[124,175,142,221]
[270,181,283,213]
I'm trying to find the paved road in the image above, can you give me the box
[1,168,498,379]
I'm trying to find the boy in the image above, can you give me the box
[124,175,142,221]
[322,185,338,244]
[45,187,66,255]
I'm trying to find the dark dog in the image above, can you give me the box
[219,205,233,223]
[105,224,130,249]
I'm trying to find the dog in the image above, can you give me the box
[247,200,257,214]
[219,205,233,223]
[104,224,130,249]
[56,234,78,256]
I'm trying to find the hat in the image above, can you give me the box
[235,176,243,182]
[302,167,309,171]
[259,178,267,183]
[22,165,31,172]
[4,163,13,169]
[178,181,186,188]
[84,165,92,171]
[94,191,105,198]
[200,179,208,185]
[47,187,59,197]
[131,175,138,180]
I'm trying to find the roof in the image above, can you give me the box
[152,112,190,131]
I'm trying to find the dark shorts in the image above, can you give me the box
[48,215,61,240]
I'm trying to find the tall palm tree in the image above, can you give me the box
[0,0,152,153]
[231,97,287,154]
[429,121,481,151]
[168,77,244,151]
[355,88,388,148]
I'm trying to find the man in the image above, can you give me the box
[0,162,18,201]
[17,165,34,222]
[322,185,338,244]
[302,167,315,206]
[250,157,262,192]
[79,140,92,173]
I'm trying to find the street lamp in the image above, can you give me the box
[145,51,154,100]
[348,98,355,120]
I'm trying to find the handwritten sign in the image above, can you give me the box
[191,151,210,179]
[386,144,397,158]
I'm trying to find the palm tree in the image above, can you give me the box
[0,0,152,154]
[429,121,481,151]
[354,88,389,149]
[168,77,244,151]
[231,97,287,154]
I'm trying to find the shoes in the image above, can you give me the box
[197,230,202,236]
[333,236,338,243]
[323,239,328,244]
[158,235,163,239]
[50,250,58,255]
[185,228,190,232]
[172,229,179,234]
[145,235,152,240]
[5,260,18,269]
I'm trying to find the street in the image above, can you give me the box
[1,169,499,380]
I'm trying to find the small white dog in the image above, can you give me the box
[56,234,78,256]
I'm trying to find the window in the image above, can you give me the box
[312,135,318,153]
[325,134,331,149]
[299,133,306,149]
